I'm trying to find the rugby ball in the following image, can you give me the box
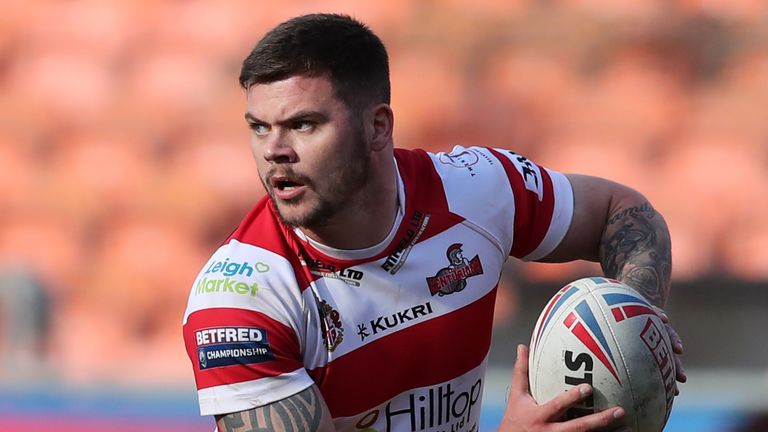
[529,277,675,431]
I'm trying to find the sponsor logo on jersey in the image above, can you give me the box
[355,378,482,432]
[426,244,483,296]
[640,318,675,419]
[505,151,543,199]
[318,299,344,352]
[195,326,273,370]
[439,149,479,177]
[204,258,270,277]
[195,277,260,297]
[356,301,434,341]
[382,210,430,275]
[301,255,365,286]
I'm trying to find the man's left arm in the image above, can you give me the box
[540,174,670,303]
[540,173,685,383]
[597,180,671,307]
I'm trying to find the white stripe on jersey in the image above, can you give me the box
[198,368,314,416]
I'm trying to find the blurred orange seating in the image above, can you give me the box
[678,0,768,21]
[122,49,232,136]
[485,48,580,126]
[441,0,530,17]
[537,130,656,192]
[4,50,116,128]
[725,51,768,93]
[654,134,765,279]
[721,216,768,280]
[0,137,40,210]
[138,0,257,59]
[226,0,415,36]
[83,215,208,311]
[167,129,261,206]
[50,215,209,383]
[18,0,134,61]
[390,48,464,148]
[0,214,84,294]
[556,52,687,143]
[559,0,667,18]
[128,127,261,238]
[43,131,155,224]
[687,52,768,146]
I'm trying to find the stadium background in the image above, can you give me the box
[1,1,767,430]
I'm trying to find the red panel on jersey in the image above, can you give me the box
[488,149,555,258]
[309,288,497,417]
[227,198,313,290]
[398,149,467,244]
[184,308,302,390]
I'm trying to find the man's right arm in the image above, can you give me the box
[215,385,335,432]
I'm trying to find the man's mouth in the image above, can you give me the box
[269,175,308,200]
[272,178,303,191]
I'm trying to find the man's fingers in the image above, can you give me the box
[674,355,687,383]
[662,323,686,384]
[511,344,530,395]
[665,323,683,355]
[558,406,626,432]
[541,384,592,420]
[652,307,686,386]
[653,306,669,324]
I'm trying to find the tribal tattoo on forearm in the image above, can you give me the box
[216,386,325,432]
[599,201,672,307]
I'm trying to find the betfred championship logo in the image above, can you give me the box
[195,326,273,370]
[426,244,483,296]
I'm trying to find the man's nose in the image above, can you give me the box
[263,133,297,164]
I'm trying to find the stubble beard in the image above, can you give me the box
[268,128,371,230]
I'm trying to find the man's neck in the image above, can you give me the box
[300,152,398,251]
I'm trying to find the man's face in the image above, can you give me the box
[245,74,371,229]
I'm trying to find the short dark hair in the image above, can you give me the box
[239,14,390,113]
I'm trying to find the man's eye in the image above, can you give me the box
[294,121,315,132]
[249,123,269,135]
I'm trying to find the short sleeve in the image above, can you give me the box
[489,148,574,261]
[182,239,314,416]
[431,145,574,261]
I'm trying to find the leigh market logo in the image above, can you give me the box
[426,243,483,296]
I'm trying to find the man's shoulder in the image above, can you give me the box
[189,195,307,299]
[183,234,308,324]
[396,145,517,202]
[224,195,295,257]
[395,144,510,181]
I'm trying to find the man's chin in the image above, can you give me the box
[274,202,327,229]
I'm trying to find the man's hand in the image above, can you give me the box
[653,307,687,392]
[498,345,628,432]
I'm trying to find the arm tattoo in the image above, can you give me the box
[216,386,325,432]
[599,202,671,307]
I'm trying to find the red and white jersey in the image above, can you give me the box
[183,145,574,432]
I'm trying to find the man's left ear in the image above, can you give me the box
[370,103,394,152]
